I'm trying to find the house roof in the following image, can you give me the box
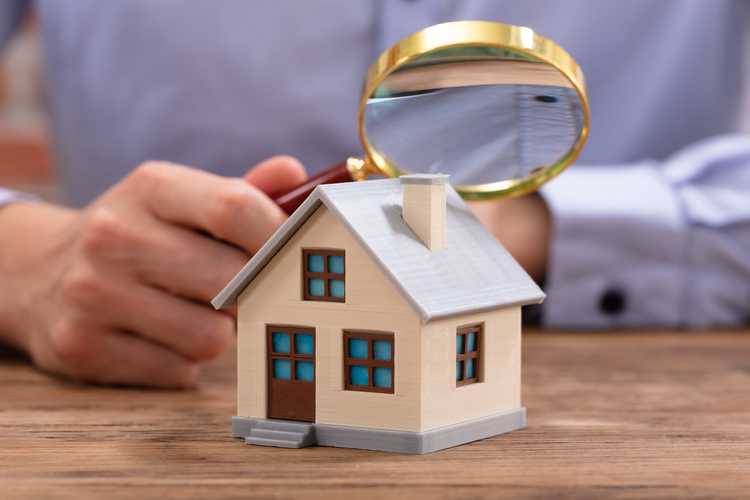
[211,178,544,322]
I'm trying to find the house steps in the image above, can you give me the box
[245,419,315,448]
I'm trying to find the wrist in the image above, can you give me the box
[469,194,550,281]
[0,202,78,351]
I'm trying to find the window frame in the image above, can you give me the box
[456,324,482,387]
[266,325,316,384]
[343,330,395,394]
[302,248,345,303]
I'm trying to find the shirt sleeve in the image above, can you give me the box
[0,186,36,208]
[540,134,750,329]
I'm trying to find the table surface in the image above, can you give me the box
[2,329,749,500]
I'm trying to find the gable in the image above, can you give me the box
[236,204,415,316]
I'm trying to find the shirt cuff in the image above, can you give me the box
[539,162,688,329]
[0,187,37,209]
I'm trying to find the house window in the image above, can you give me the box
[456,324,482,386]
[302,249,345,302]
[343,331,394,393]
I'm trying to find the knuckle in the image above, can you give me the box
[27,335,58,375]
[210,181,256,234]
[51,319,94,365]
[80,207,127,256]
[130,161,170,186]
[60,267,104,308]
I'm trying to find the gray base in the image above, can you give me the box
[232,407,526,454]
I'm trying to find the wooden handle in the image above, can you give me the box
[271,161,354,215]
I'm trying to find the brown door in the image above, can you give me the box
[267,325,315,422]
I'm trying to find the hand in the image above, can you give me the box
[0,156,307,387]
[469,193,551,282]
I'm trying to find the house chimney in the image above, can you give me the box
[400,174,448,251]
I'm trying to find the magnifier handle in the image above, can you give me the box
[271,160,353,215]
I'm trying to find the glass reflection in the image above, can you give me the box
[364,55,584,186]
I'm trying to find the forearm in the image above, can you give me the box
[0,202,77,350]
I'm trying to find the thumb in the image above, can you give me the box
[244,155,308,196]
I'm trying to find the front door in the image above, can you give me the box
[267,325,315,422]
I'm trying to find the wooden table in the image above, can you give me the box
[2,330,749,499]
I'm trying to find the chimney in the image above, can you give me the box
[400,174,448,251]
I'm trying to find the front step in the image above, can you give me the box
[244,419,315,449]
[245,436,305,449]
[255,419,312,433]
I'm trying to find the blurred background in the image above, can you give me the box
[0,11,748,206]
[0,13,56,203]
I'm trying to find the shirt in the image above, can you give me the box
[0,0,748,328]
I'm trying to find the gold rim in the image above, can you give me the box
[356,20,590,200]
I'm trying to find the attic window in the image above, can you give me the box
[302,249,345,302]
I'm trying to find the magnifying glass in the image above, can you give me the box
[271,20,590,214]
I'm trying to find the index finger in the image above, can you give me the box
[131,161,286,254]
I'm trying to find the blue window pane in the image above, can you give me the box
[328,255,344,274]
[466,332,477,352]
[466,359,475,379]
[348,338,368,359]
[373,340,392,361]
[308,278,324,297]
[373,367,392,389]
[307,253,324,272]
[295,360,314,382]
[295,334,314,355]
[329,279,345,298]
[456,361,463,381]
[272,332,290,353]
[456,335,464,355]
[273,359,291,380]
[349,365,369,385]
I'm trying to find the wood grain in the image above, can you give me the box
[2,329,749,500]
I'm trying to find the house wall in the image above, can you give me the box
[420,306,522,431]
[237,205,423,432]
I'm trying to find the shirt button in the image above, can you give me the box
[599,288,626,315]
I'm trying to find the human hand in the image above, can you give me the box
[0,156,307,387]
[469,193,550,282]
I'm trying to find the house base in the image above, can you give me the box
[231,407,526,454]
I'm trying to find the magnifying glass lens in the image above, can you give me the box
[364,54,586,188]
[366,84,583,185]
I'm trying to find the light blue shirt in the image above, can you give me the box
[0,0,748,328]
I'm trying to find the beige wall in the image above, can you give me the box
[237,205,423,431]
[420,307,521,431]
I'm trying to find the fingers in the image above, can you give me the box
[128,161,286,254]
[77,203,249,303]
[59,260,234,361]
[244,155,308,195]
[114,282,235,362]
[46,320,199,388]
[138,217,249,302]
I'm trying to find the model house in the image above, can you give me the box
[212,174,544,453]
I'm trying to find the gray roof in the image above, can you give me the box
[212,178,544,322]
